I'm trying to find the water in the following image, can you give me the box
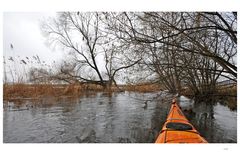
[3,92,237,143]
[177,96,237,143]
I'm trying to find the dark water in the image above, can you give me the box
[178,96,237,143]
[3,92,237,143]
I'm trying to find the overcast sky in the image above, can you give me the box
[3,12,63,64]
[2,12,67,82]
[2,12,109,83]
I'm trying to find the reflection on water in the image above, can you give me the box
[177,96,237,143]
[3,92,237,143]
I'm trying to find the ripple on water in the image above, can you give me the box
[3,92,237,143]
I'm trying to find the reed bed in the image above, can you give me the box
[3,83,162,101]
[122,83,162,92]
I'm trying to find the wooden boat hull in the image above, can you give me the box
[155,99,207,143]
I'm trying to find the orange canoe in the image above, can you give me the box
[155,99,207,143]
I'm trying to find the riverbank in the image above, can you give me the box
[3,83,162,101]
[181,84,237,110]
[4,83,236,110]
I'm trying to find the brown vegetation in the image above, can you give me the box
[122,83,162,92]
[3,83,162,101]
[181,84,237,110]
[3,84,80,100]
[182,84,236,98]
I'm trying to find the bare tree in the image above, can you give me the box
[41,12,141,89]
[41,12,107,86]
[103,12,237,96]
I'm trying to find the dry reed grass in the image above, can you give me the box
[123,83,162,92]
[181,84,237,110]
[217,85,237,97]
[3,83,162,101]
[3,83,81,100]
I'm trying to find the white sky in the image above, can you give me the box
[3,12,67,82]
[3,12,63,64]
[2,12,122,83]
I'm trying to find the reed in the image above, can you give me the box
[123,83,162,92]
[3,83,80,100]
[3,83,162,101]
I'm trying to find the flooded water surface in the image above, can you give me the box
[3,92,237,143]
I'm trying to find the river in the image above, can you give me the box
[3,91,237,143]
